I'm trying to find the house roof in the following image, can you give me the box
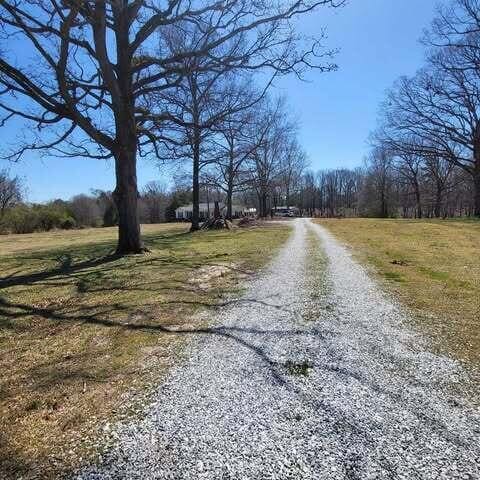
[175,203,254,213]
[175,203,224,212]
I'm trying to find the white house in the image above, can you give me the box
[175,203,256,221]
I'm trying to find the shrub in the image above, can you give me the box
[1,205,39,233]
[0,203,76,234]
[61,217,76,230]
[34,204,74,231]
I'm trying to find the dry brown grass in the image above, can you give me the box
[315,218,480,372]
[0,222,290,479]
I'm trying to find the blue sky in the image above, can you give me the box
[2,0,438,202]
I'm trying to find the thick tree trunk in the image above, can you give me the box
[434,182,443,218]
[414,181,422,219]
[226,185,233,220]
[113,148,144,255]
[226,148,234,220]
[214,201,221,219]
[380,188,388,218]
[191,126,201,232]
[111,12,144,255]
[474,169,480,217]
[260,191,268,218]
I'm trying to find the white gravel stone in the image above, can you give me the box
[73,219,480,480]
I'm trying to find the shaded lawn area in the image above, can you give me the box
[0,222,291,479]
[315,218,480,372]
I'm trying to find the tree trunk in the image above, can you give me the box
[111,12,144,255]
[474,168,480,217]
[226,185,233,220]
[226,147,234,220]
[206,188,210,218]
[380,187,388,218]
[473,128,480,217]
[414,181,422,219]
[434,182,443,218]
[191,126,201,231]
[214,201,221,219]
[260,191,268,218]
[113,148,144,255]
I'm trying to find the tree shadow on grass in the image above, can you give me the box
[1,228,474,478]
[0,295,317,387]
[0,254,121,290]
[0,290,473,479]
[0,230,249,292]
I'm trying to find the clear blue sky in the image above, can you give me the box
[2,0,438,202]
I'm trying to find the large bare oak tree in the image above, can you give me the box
[0,0,343,253]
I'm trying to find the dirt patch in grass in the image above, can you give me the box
[315,218,480,375]
[0,222,291,479]
[189,263,251,291]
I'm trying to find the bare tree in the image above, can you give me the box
[423,155,456,217]
[70,194,102,227]
[379,1,480,216]
[248,97,292,217]
[0,169,22,217]
[204,94,275,220]
[0,0,344,251]
[362,147,394,218]
[383,143,424,219]
[154,48,252,229]
[427,0,480,49]
[280,139,307,210]
[141,181,168,224]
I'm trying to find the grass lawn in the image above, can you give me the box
[0,222,290,479]
[315,218,480,373]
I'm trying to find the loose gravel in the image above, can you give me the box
[74,219,480,480]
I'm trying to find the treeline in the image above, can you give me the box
[0,171,188,234]
[0,173,118,234]
[274,166,475,219]
[157,0,480,222]
[366,0,480,218]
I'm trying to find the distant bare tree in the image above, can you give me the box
[70,194,102,227]
[205,97,273,220]
[248,98,293,217]
[0,169,22,218]
[361,148,394,218]
[423,156,456,217]
[390,147,424,219]
[141,181,168,224]
[280,140,307,210]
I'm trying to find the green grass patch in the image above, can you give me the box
[314,218,480,373]
[383,271,406,283]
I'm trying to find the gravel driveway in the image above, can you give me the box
[75,219,480,480]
